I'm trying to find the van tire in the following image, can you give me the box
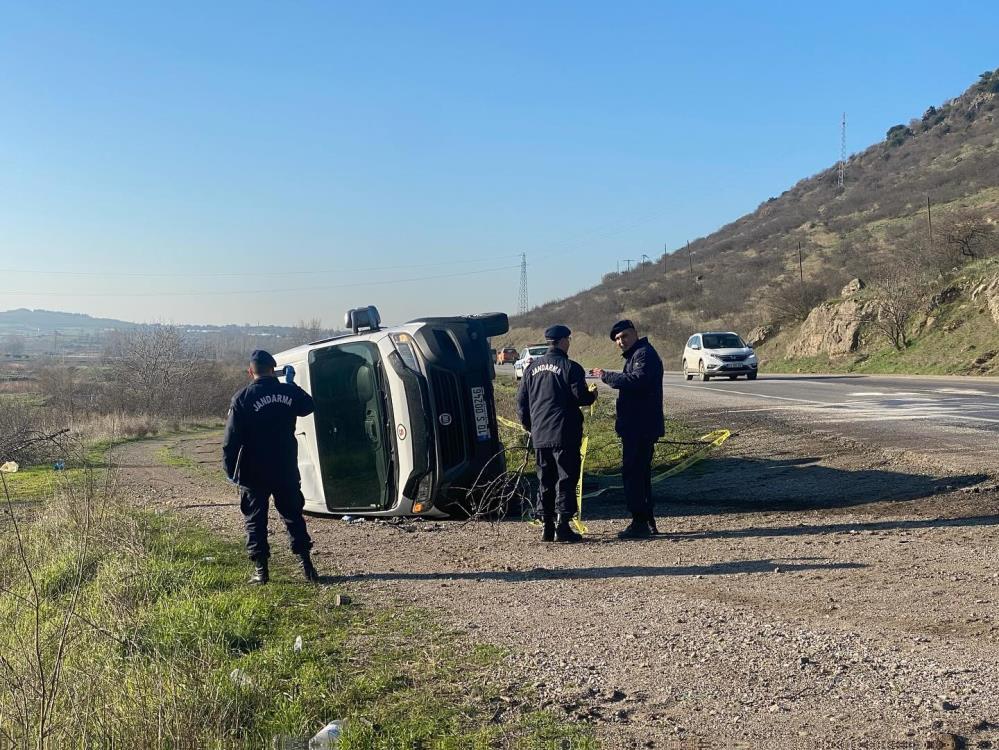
[747,371,758,380]
[683,362,693,381]
[698,361,710,382]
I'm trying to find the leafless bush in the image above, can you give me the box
[766,280,832,324]
[102,327,243,418]
[867,267,927,350]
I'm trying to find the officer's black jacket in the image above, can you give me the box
[516,348,596,449]
[222,375,315,488]
[601,337,665,440]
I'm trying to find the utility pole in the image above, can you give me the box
[663,242,668,274]
[837,112,847,190]
[798,241,804,283]
[622,259,635,272]
[926,196,934,256]
[517,253,528,315]
[686,241,693,279]
[641,254,651,266]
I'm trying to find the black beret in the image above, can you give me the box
[609,319,636,340]
[249,349,277,369]
[544,324,571,341]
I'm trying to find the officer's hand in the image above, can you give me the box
[588,383,598,397]
[592,368,605,378]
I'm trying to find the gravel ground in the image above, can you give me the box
[117,405,999,749]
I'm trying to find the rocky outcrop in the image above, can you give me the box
[746,324,778,347]
[785,298,874,359]
[840,278,865,296]
[970,274,999,327]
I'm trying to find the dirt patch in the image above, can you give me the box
[116,415,999,748]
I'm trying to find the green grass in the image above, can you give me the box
[0,487,593,748]
[1,464,89,502]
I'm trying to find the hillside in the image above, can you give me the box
[505,68,999,371]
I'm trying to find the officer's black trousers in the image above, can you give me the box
[621,436,656,520]
[535,446,581,519]
[239,484,313,561]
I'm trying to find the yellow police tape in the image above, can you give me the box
[494,415,730,534]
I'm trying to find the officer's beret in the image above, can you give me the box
[249,349,277,369]
[544,324,572,341]
[609,319,636,340]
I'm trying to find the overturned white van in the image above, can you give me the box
[273,306,509,518]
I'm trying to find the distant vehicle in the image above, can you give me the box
[682,332,758,381]
[273,306,509,518]
[496,347,518,365]
[513,344,549,380]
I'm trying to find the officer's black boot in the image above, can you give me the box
[299,553,319,583]
[617,514,653,540]
[554,515,583,543]
[541,516,556,542]
[249,559,269,585]
[648,514,660,536]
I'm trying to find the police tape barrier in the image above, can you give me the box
[571,435,589,534]
[495,415,730,529]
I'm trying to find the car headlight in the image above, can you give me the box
[390,332,421,372]
[411,473,434,514]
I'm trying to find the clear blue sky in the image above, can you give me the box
[1,1,997,327]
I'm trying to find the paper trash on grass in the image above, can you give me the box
[309,720,344,749]
[0,462,18,473]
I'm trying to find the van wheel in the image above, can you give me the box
[747,371,758,380]
[683,362,693,381]
[698,361,710,382]
[728,375,737,380]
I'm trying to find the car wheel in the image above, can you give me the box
[683,361,693,381]
[728,375,737,380]
[698,361,710,382]
[747,371,758,380]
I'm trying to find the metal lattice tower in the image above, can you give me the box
[517,252,528,315]
[837,112,847,189]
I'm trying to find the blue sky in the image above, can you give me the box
[1,1,997,327]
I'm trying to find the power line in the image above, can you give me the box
[0,253,523,279]
[3,264,520,298]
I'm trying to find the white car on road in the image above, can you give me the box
[682,331,758,381]
[514,344,549,380]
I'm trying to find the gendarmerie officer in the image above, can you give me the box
[593,320,665,539]
[516,325,597,543]
[223,350,319,583]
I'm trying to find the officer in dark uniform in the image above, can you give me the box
[516,325,597,543]
[223,350,319,584]
[593,320,665,539]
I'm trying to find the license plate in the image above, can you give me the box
[470,386,491,442]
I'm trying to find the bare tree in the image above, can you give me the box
[934,209,999,269]
[867,268,925,351]
[103,327,190,414]
[2,335,26,357]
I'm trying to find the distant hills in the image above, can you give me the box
[508,67,999,367]
[0,308,309,338]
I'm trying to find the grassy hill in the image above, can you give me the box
[504,68,999,371]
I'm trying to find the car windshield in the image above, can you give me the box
[702,334,745,349]
[528,346,548,355]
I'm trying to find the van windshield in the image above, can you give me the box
[528,346,548,356]
[702,334,745,349]
[308,341,391,510]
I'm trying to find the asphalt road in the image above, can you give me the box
[665,372,999,474]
